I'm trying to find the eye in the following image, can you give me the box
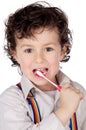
[24,48,33,53]
[46,47,54,52]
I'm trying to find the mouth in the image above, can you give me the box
[33,68,48,77]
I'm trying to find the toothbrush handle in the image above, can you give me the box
[43,75,62,91]
[56,85,62,91]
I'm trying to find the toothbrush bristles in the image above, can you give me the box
[36,70,44,77]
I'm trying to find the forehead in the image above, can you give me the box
[15,27,60,45]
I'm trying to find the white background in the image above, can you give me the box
[0,0,86,94]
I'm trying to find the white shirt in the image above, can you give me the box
[0,71,86,130]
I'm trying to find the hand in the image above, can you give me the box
[54,83,84,125]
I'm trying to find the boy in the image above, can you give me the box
[0,1,86,130]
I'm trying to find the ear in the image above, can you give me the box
[10,49,19,63]
[60,44,69,61]
[13,52,19,63]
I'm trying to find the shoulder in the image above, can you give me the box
[0,85,25,107]
[72,81,86,93]
[0,85,29,127]
[0,84,22,97]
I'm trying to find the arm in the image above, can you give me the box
[54,83,84,126]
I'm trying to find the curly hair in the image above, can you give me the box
[4,1,72,66]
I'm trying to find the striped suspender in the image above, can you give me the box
[17,82,78,129]
[70,113,78,130]
[27,90,41,123]
[17,83,41,124]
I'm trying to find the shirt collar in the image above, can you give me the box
[21,75,36,99]
[56,70,71,85]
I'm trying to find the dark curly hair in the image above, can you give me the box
[4,1,72,66]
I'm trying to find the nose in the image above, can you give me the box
[35,51,45,63]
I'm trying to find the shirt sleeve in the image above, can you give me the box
[77,91,86,130]
[73,82,86,130]
[0,86,65,130]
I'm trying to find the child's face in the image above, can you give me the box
[14,28,65,91]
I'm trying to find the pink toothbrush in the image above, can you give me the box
[35,70,62,91]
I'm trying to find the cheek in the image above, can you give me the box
[51,59,59,70]
[18,57,31,69]
[49,55,60,69]
[49,52,61,64]
[49,53,61,71]
[49,59,59,78]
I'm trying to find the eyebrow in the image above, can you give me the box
[44,43,57,45]
[43,42,58,47]
[20,42,58,49]
[20,44,33,48]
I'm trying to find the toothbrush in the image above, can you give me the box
[35,70,62,91]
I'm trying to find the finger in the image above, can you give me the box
[75,88,80,93]
[62,83,72,89]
